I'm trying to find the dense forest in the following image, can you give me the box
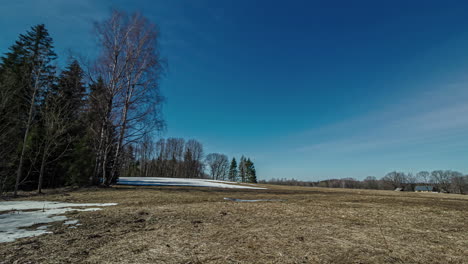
[0,10,256,195]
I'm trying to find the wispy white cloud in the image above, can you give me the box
[293,81,468,155]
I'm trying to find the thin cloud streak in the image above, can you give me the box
[294,82,468,155]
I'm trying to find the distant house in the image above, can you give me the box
[415,186,436,192]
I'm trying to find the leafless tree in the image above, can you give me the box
[137,134,154,177]
[363,176,379,189]
[184,139,204,178]
[93,9,165,185]
[154,138,166,176]
[85,77,113,185]
[451,174,467,194]
[405,172,419,191]
[165,138,185,177]
[14,60,48,196]
[36,95,71,193]
[431,170,453,193]
[416,171,430,185]
[119,144,137,177]
[206,153,229,180]
[150,138,205,178]
[381,171,406,189]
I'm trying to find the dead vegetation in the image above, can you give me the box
[1,185,468,263]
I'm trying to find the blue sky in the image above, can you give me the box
[2,0,468,180]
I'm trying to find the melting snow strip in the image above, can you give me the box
[0,201,117,243]
[64,220,79,225]
[117,177,266,189]
[0,201,117,212]
[224,197,286,202]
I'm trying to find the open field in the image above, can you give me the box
[1,185,468,264]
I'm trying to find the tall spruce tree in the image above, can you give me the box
[51,60,89,187]
[0,52,22,192]
[55,60,86,120]
[238,156,246,182]
[228,158,238,182]
[0,24,57,195]
[245,158,257,183]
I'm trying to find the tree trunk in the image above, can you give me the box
[109,86,132,184]
[37,148,48,194]
[14,77,39,196]
[101,144,110,186]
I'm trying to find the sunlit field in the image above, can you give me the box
[1,185,468,264]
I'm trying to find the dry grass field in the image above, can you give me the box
[1,185,468,264]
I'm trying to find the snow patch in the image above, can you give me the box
[224,197,286,202]
[0,201,117,243]
[0,201,117,212]
[64,220,79,225]
[117,177,266,189]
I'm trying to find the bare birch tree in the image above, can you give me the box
[206,153,229,180]
[184,139,204,178]
[15,59,53,196]
[93,10,165,185]
[36,95,71,193]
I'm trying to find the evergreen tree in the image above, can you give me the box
[64,134,94,186]
[245,158,257,183]
[0,59,20,192]
[54,60,86,120]
[1,24,57,111]
[0,24,57,195]
[238,156,246,182]
[50,60,88,187]
[228,158,238,182]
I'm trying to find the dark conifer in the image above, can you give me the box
[229,158,238,182]
[245,158,257,183]
[0,24,57,195]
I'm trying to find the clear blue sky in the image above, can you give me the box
[2,0,468,180]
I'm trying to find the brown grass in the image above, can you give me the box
[1,185,468,263]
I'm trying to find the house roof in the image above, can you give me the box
[415,186,434,191]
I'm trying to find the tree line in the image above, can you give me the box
[0,11,259,196]
[0,24,104,195]
[122,137,257,183]
[260,170,468,194]
[1,10,250,196]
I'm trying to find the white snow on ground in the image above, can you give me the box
[0,201,117,243]
[64,220,79,225]
[224,197,286,202]
[117,177,266,189]
[0,201,117,212]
